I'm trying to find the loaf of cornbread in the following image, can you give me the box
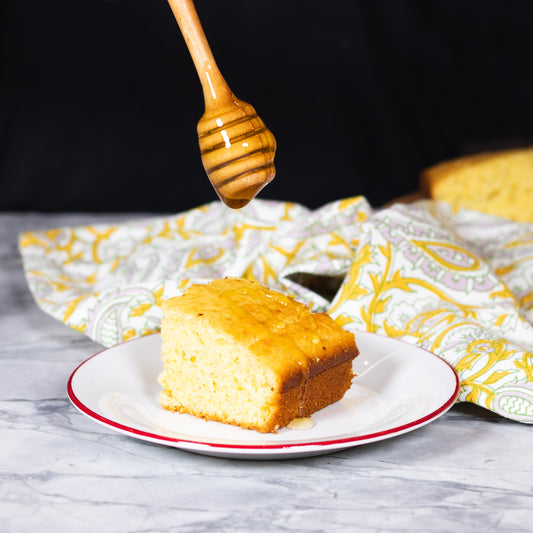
[158,278,358,433]
[420,147,533,222]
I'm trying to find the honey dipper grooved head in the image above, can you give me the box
[198,99,276,209]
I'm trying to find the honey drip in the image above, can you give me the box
[297,365,311,417]
[287,417,315,431]
[167,0,276,208]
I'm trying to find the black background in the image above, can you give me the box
[2,0,533,213]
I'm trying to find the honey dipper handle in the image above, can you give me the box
[167,0,233,105]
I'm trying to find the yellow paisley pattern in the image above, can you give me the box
[412,240,481,271]
[329,201,533,423]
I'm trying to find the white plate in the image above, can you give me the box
[67,328,459,459]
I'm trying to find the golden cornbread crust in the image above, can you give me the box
[158,277,358,433]
[421,147,533,223]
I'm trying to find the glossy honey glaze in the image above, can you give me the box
[198,98,276,208]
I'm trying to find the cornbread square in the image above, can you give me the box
[158,278,358,433]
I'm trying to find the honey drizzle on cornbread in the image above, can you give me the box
[218,282,315,416]
[215,281,345,417]
[176,280,335,410]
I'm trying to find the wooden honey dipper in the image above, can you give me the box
[167,0,277,209]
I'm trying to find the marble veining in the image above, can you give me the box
[2,213,533,532]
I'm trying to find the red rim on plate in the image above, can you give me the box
[67,332,460,454]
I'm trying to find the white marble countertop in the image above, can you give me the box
[2,212,533,533]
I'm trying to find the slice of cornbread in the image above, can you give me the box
[421,147,533,222]
[158,277,358,433]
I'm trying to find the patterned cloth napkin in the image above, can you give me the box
[19,196,533,423]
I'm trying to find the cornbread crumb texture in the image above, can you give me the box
[421,147,533,222]
[158,277,358,433]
